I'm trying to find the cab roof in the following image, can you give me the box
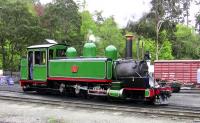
[27,44,67,49]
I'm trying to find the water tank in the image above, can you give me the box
[197,68,200,84]
[83,43,96,57]
[66,47,77,58]
[105,45,117,60]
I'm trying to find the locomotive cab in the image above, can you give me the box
[20,43,67,84]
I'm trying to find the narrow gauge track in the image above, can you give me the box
[0,90,200,119]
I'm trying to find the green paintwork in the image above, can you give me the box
[66,47,77,58]
[49,45,66,50]
[20,44,67,81]
[28,48,47,81]
[49,45,67,58]
[107,61,112,79]
[110,82,123,90]
[20,58,28,80]
[49,59,112,79]
[108,89,121,97]
[145,89,150,97]
[33,65,47,81]
[21,43,115,82]
[83,43,96,57]
[105,45,117,60]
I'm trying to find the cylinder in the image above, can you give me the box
[107,89,124,98]
[125,34,134,59]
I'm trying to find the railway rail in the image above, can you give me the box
[0,90,200,119]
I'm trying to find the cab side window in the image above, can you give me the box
[56,49,66,57]
[49,50,53,59]
[34,51,46,65]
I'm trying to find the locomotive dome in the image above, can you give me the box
[83,42,96,57]
[105,45,117,60]
[66,47,77,58]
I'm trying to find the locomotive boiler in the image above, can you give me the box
[19,35,171,104]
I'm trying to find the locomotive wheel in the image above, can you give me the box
[74,84,80,95]
[155,95,169,105]
[22,85,33,92]
[146,98,156,105]
[36,88,46,94]
[59,83,66,95]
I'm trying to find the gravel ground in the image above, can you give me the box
[0,100,196,123]
[1,84,200,108]
[0,84,200,123]
[170,93,200,107]
[0,84,22,92]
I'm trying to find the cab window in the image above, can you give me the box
[56,49,66,57]
[49,50,53,59]
[34,51,46,65]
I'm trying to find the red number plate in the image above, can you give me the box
[71,66,79,73]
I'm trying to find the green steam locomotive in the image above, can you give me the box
[19,35,171,104]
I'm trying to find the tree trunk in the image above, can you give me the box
[156,30,159,60]
[10,44,14,76]
[1,42,6,75]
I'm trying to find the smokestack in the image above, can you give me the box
[125,34,134,59]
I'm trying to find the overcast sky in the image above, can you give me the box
[40,0,199,28]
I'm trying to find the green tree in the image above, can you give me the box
[141,37,173,62]
[95,17,125,57]
[158,40,174,60]
[0,0,46,71]
[174,24,200,59]
[196,13,200,34]
[80,11,97,41]
[41,0,82,48]
[126,13,156,39]
[126,0,194,60]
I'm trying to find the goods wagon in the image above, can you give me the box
[154,60,200,86]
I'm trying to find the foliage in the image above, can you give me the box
[80,11,97,41]
[141,37,173,62]
[0,0,199,72]
[174,24,200,59]
[126,13,156,40]
[158,40,174,60]
[95,17,125,57]
[195,12,200,34]
[126,0,198,60]
[0,0,46,71]
[41,0,82,47]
